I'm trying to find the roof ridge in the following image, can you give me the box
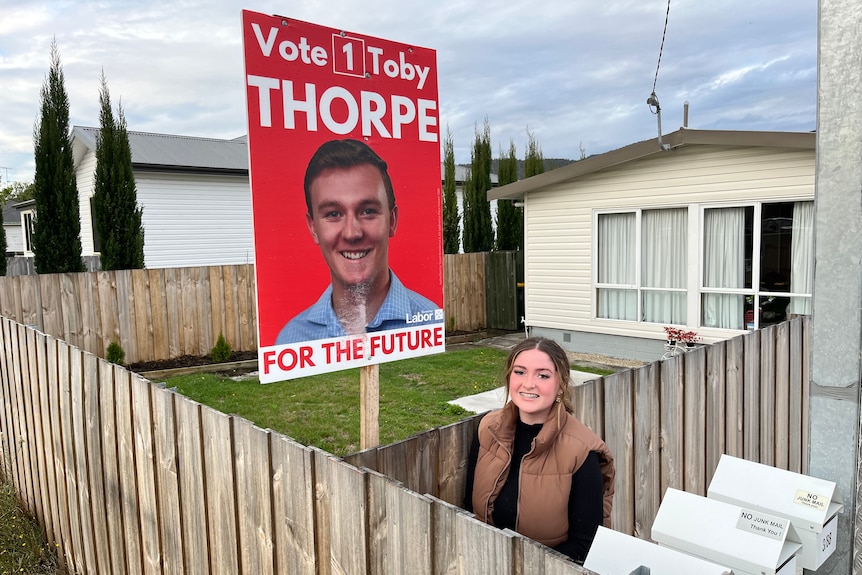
[74,125,246,144]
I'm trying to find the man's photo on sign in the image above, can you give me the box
[276,138,442,345]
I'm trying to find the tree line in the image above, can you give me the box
[3,41,568,275]
[0,39,144,276]
[442,118,577,254]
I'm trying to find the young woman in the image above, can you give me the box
[464,337,615,563]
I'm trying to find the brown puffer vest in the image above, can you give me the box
[471,402,615,546]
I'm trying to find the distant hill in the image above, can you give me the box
[460,158,577,182]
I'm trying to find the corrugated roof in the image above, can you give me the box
[2,200,33,224]
[488,127,816,201]
[439,163,498,184]
[72,126,249,172]
[2,203,20,225]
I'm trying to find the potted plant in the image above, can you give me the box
[663,326,702,349]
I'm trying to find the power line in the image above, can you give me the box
[647,0,673,150]
[652,0,672,95]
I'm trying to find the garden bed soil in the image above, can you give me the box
[127,350,259,378]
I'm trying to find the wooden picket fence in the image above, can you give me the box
[345,318,810,542]
[1,313,810,573]
[0,256,519,365]
[443,251,521,333]
[443,252,485,332]
[0,265,257,364]
[0,316,588,575]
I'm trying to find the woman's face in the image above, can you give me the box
[508,348,561,425]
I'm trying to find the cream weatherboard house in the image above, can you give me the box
[70,126,255,269]
[489,128,815,361]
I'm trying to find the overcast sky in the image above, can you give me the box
[0,0,816,185]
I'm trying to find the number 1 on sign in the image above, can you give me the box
[333,35,366,77]
[342,42,354,71]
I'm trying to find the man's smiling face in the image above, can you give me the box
[306,163,398,294]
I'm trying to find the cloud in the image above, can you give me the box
[0,0,817,183]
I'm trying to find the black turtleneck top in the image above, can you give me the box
[464,417,604,563]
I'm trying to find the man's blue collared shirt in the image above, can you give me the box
[275,272,441,345]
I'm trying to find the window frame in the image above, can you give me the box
[21,209,35,255]
[593,199,814,331]
[699,201,813,330]
[593,206,689,324]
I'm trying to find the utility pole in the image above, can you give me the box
[809,1,862,573]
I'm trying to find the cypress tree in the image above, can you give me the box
[461,166,475,253]
[32,39,85,273]
[442,128,460,254]
[0,215,6,276]
[93,72,145,270]
[495,140,520,251]
[462,119,494,252]
[525,129,545,178]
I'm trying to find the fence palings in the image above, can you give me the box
[444,253,485,332]
[683,347,707,495]
[34,332,60,560]
[100,362,128,575]
[234,419,276,575]
[70,348,98,574]
[0,254,523,364]
[201,406,240,573]
[172,398,206,575]
[705,342,726,487]
[152,388,183,575]
[632,362,661,540]
[603,370,634,534]
[0,316,810,575]
[270,434,316,575]
[0,265,258,364]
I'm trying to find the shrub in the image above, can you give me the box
[211,333,232,363]
[106,340,125,365]
[662,325,701,344]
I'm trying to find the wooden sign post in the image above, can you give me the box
[360,364,380,449]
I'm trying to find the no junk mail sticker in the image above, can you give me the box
[242,11,445,383]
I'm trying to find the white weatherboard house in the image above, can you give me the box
[489,128,815,361]
[2,202,25,255]
[70,126,254,269]
[67,127,484,265]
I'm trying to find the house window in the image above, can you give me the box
[596,208,687,323]
[701,201,814,330]
[701,206,749,329]
[21,210,35,254]
[595,200,813,330]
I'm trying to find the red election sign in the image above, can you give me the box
[242,11,445,383]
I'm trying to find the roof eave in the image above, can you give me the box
[487,128,815,201]
[132,164,249,176]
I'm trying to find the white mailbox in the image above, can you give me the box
[651,488,801,575]
[707,454,843,570]
[584,526,733,574]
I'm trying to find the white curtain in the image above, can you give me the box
[598,213,637,320]
[789,201,814,315]
[642,209,687,323]
[703,208,745,329]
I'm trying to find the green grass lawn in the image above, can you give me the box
[170,347,508,455]
[0,479,59,575]
[169,347,613,456]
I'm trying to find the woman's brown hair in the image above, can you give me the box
[502,337,573,414]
